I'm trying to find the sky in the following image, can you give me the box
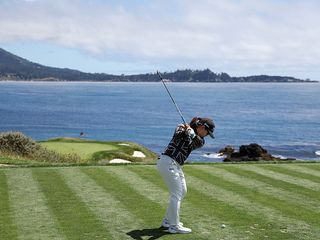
[0,0,320,80]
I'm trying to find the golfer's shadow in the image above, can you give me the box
[126,226,170,240]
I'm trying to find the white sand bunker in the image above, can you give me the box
[109,159,132,164]
[132,151,146,158]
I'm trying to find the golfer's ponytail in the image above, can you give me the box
[190,117,200,131]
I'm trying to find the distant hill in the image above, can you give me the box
[0,48,115,81]
[0,48,317,82]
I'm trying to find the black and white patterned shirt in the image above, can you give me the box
[163,124,205,165]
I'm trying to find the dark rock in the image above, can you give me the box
[218,145,235,155]
[221,143,295,162]
[237,143,268,158]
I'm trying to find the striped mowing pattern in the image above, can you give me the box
[234,165,320,191]
[59,168,143,240]
[6,169,64,240]
[0,163,319,240]
[264,164,320,182]
[280,164,320,177]
[135,165,256,239]
[185,170,316,239]
[192,165,320,213]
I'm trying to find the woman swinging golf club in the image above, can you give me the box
[157,71,215,234]
[157,117,214,234]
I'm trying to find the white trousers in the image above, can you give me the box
[157,154,187,226]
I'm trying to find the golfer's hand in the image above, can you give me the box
[183,124,196,139]
[183,124,190,129]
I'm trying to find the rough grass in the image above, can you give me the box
[1,163,320,240]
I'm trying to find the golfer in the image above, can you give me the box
[157,117,215,234]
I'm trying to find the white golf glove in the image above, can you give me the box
[187,127,196,139]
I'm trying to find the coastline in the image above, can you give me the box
[0,79,318,83]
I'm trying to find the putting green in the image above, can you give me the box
[32,138,158,164]
[40,142,118,159]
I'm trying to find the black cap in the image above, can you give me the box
[198,118,215,138]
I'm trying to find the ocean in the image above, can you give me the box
[0,81,319,162]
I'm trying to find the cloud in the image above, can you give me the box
[0,0,319,78]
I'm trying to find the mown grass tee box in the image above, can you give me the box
[0,163,319,240]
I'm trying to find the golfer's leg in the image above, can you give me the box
[157,156,183,226]
[179,168,187,199]
[166,167,187,226]
[157,156,174,223]
[165,169,186,223]
[164,163,185,226]
[166,174,182,226]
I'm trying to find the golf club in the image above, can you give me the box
[157,71,187,124]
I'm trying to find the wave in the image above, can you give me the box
[273,154,288,160]
[202,153,226,159]
[316,151,320,156]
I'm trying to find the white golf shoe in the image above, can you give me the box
[168,225,192,234]
[161,218,183,228]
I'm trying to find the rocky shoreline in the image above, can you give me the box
[218,143,296,162]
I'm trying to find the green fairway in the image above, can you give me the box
[0,163,319,240]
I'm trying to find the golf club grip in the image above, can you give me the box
[157,71,187,124]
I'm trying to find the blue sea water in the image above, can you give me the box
[0,81,319,162]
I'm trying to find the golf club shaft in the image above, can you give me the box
[157,71,187,125]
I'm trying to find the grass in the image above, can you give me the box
[0,162,320,239]
[0,172,17,239]
[40,138,158,163]
[0,138,158,166]
[40,142,118,159]
[33,169,110,239]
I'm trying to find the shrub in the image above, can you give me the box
[0,132,81,163]
[0,132,40,157]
